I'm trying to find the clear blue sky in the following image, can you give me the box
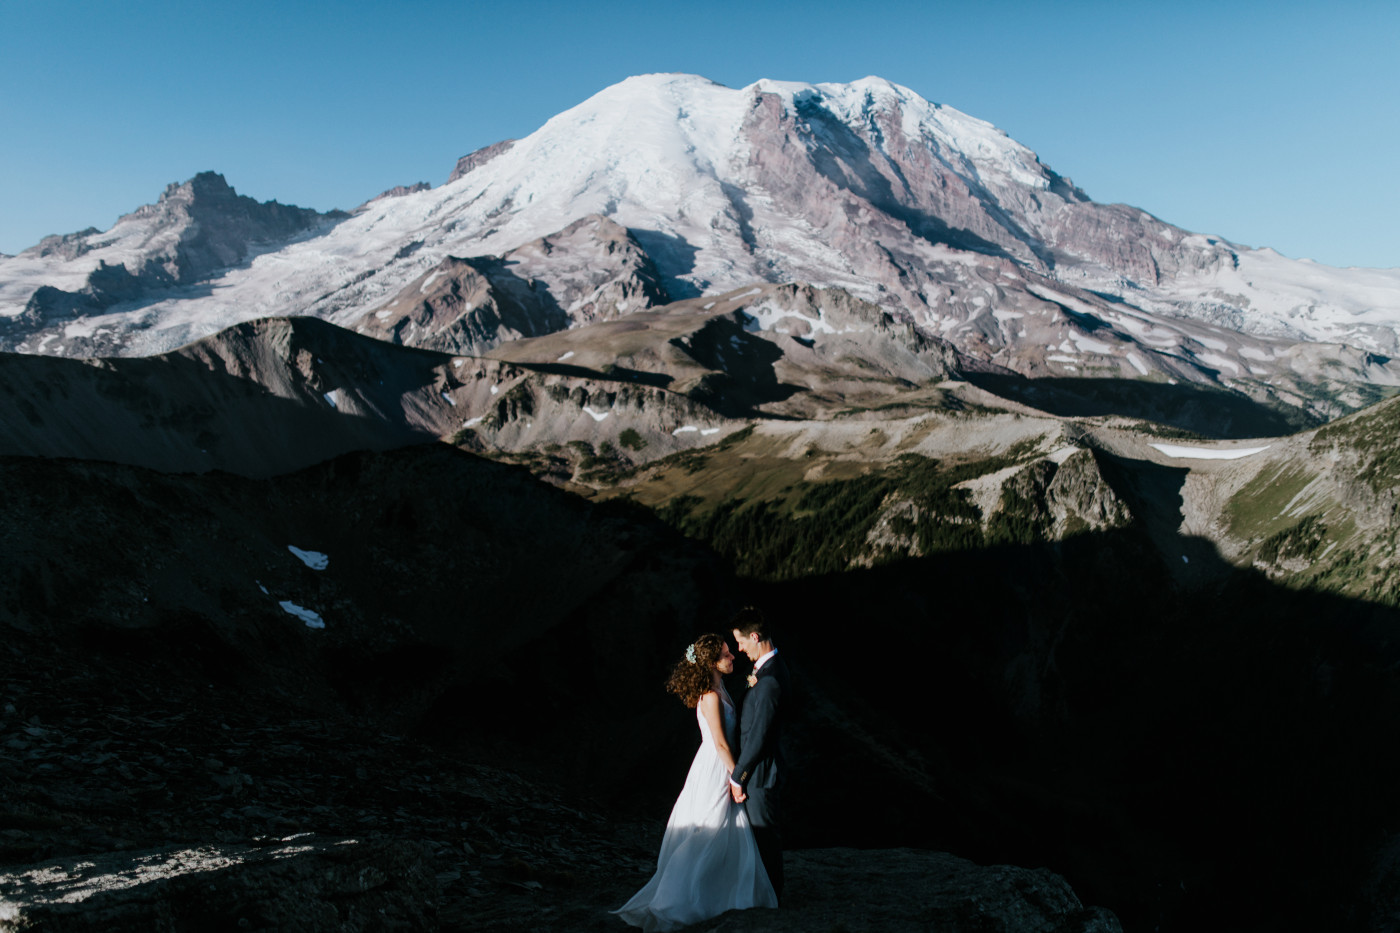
[2,0,1397,268]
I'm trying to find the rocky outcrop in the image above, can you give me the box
[365,182,431,203]
[18,258,171,322]
[26,226,103,261]
[446,139,516,184]
[354,215,671,354]
[987,447,1135,541]
[354,254,564,354]
[138,172,345,281]
[10,172,346,332]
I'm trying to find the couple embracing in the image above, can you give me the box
[614,608,789,931]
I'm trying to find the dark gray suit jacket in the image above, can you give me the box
[733,652,789,792]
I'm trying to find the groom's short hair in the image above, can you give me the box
[731,606,769,641]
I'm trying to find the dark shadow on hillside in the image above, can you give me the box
[503,359,673,389]
[9,442,1400,932]
[669,314,807,418]
[0,316,456,477]
[388,461,1400,933]
[966,371,1319,438]
[628,229,702,300]
[461,256,571,337]
[737,531,1400,933]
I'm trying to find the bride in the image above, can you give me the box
[613,633,778,931]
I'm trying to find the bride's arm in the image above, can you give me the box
[698,692,737,775]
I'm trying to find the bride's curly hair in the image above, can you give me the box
[664,633,725,708]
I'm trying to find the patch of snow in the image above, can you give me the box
[1149,443,1271,460]
[741,300,858,338]
[557,351,575,362]
[279,601,325,629]
[287,546,329,570]
[1126,352,1150,376]
[463,416,484,427]
[700,428,720,435]
[490,384,499,395]
[703,302,717,310]
[441,392,456,406]
[729,287,762,301]
[582,406,610,422]
[1069,332,1113,354]
[63,318,98,338]
[323,390,340,409]
[1196,352,1242,375]
[453,358,465,368]
[673,425,699,434]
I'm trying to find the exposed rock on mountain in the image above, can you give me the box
[0,279,971,480]
[366,182,432,203]
[353,215,670,354]
[353,254,566,354]
[446,139,516,184]
[0,281,960,478]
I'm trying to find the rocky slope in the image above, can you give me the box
[352,215,671,354]
[0,446,1123,932]
[5,415,1400,929]
[0,283,962,477]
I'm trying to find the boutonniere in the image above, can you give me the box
[746,672,758,689]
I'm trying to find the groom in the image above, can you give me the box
[729,607,789,903]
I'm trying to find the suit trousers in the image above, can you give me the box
[744,786,783,902]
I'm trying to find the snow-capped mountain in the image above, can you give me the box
[3,73,1398,417]
[0,172,343,338]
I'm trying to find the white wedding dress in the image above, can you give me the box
[614,685,777,931]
